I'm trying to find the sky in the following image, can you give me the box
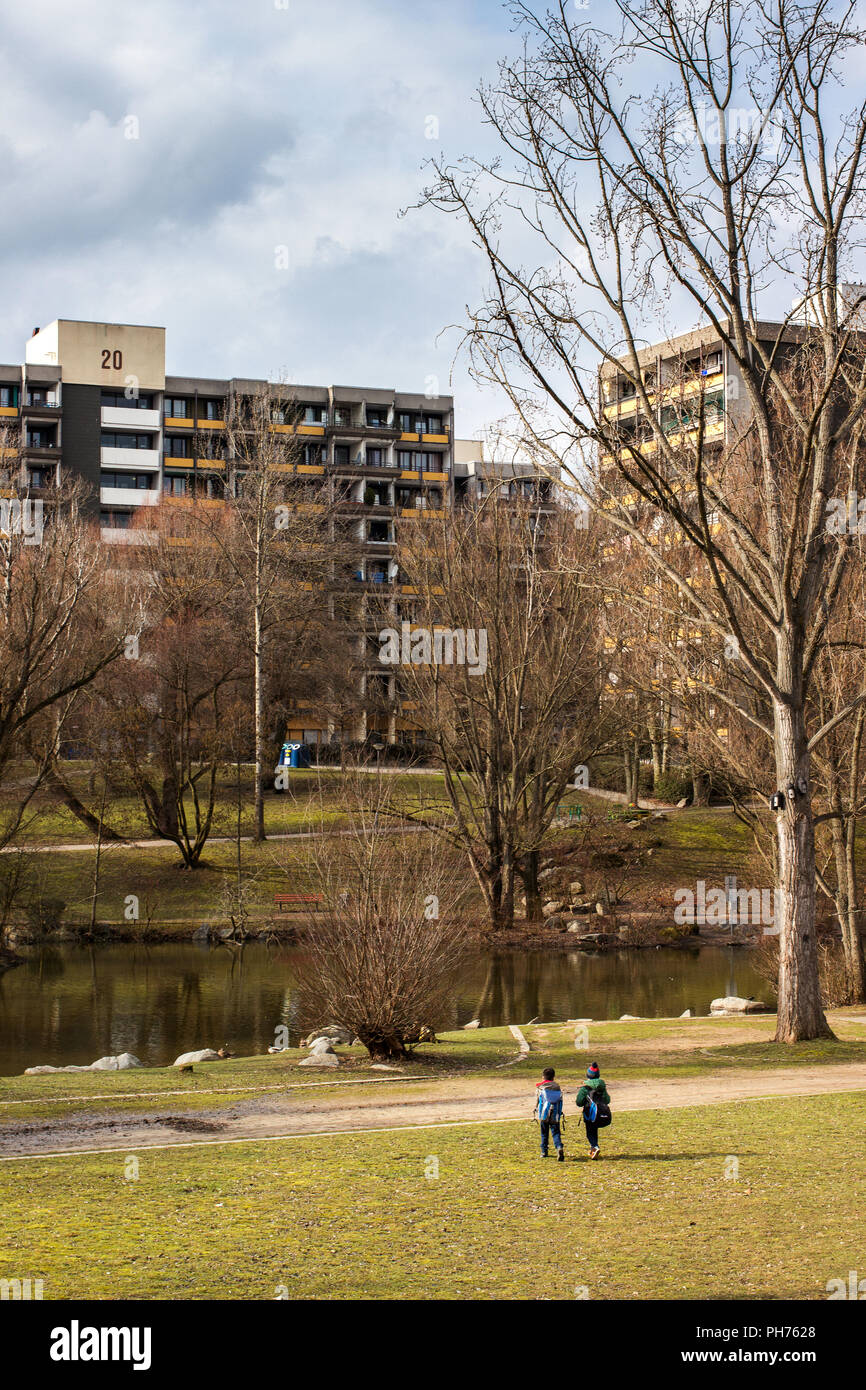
[1,1,863,440]
[0,0,525,437]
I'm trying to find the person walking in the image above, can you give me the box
[533,1066,565,1161]
[576,1062,611,1159]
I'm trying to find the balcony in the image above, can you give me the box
[101,446,160,471]
[100,486,160,508]
[102,406,161,430]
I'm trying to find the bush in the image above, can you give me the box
[652,769,692,804]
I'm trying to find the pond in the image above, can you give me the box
[0,942,769,1076]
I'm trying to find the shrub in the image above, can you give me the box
[652,769,692,804]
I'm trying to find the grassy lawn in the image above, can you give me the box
[2,1092,863,1299]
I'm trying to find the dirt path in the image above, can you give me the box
[2,1063,864,1160]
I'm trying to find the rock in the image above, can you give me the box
[570,901,592,914]
[297,1052,340,1068]
[192,924,210,941]
[304,1024,353,1046]
[680,1009,692,1018]
[651,811,668,821]
[626,819,641,828]
[463,1019,481,1030]
[308,1036,336,1055]
[217,927,234,940]
[542,900,566,917]
[619,1014,642,1021]
[173,1049,220,1067]
[369,1063,400,1071]
[267,1045,287,1054]
[544,915,565,931]
[595,902,606,915]
[90,1053,143,1071]
[526,1016,541,1025]
[569,881,584,896]
[24,1052,143,1076]
[710,996,769,1014]
[538,867,556,882]
[676,797,689,808]
[566,919,594,935]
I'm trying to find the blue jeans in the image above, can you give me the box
[585,1119,599,1150]
[540,1120,562,1155]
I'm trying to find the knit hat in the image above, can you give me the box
[586,1063,600,1078]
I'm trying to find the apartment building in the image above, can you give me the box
[0,318,454,747]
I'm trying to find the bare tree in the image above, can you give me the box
[292,771,471,1058]
[422,0,866,1039]
[387,490,617,929]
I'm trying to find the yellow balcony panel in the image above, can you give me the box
[164,416,194,428]
[400,432,420,442]
[297,424,325,436]
[297,464,325,474]
[196,458,225,471]
[195,419,225,429]
[164,456,192,466]
[0,406,18,417]
[400,585,418,595]
[422,433,449,444]
[425,471,448,482]
[400,470,419,480]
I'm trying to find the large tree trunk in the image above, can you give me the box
[522,848,542,922]
[842,819,866,1001]
[773,698,834,1041]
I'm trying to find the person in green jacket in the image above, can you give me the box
[576,1062,611,1159]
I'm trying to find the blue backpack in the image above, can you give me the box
[537,1085,563,1124]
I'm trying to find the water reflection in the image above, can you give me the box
[0,942,767,1076]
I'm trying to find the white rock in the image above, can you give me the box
[369,1063,400,1071]
[173,1049,220,1067]
[297,1052,340,1068]
[542,900,566,917]
[569,880,584,895]
[680,1009,692,1018]
[676,797,689,808]
[90,1053,143,1071]
[308,1036,336,1055]
[710,996,768,1014]
[463,1019,481,1030]
[304,1025,353,1046]
[619,1014,642,1021]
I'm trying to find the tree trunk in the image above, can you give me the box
[522,849,542,922]
[843,818,866,1002]
[773,698,835,1041]
[253,589,265,842]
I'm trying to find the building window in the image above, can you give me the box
[199,399,224,420]
[0,386,18,408]
[100,471,155,490]
[101,390,153,409]
[164,398,190,418]
[366,407,390,428]
[333,406,352,427]
[303,445,325,466]
[367,447,384,466]
[164,436,193,458]
[424,414,443,433]
[100,509,131,528]
[101,432,155,450]
[397,450,415,469]
[334,445,351,466]
[26,429,56,448]
[162,475,189,496]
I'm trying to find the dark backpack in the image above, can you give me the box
[583,1086,612,1127]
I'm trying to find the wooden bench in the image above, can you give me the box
[274,894,322,913]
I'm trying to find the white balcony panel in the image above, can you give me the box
[101,407,161,430]
[100,487,160,508]
[100,447,160,471]
[100,528,157,546]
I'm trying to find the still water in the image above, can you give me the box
[0,943,768,1077]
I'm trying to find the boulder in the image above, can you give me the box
[173,1049,220,1067]
[626,819,641,829]
[90,1053,143,1071]
[595,902,606,915]
[568,880,584,896]
[542,900,566,917]
[566,919,594,936]
[192,924,210,941]
[710,996,769,1014]
[369,1064,401,1071]
[304,1024,353,1046]
[544,915,566,931]
[463,1019,481,1030]
[619,1014,642,1021]
[680,1009,693,1018]
[651,811,668,821]
[308,1036,336,1055]
[570,901,592,914]
[538,867,556,882]
[676,797,689,808]
[24,1052,143,1076]
[297,1052,340,1068]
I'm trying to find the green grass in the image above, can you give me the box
[2,1092,863,1299]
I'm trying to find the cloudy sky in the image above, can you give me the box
[2,1,860,438]
[0,0,531,435]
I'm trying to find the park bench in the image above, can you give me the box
[274,894,322,913]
